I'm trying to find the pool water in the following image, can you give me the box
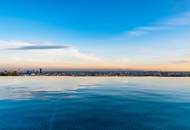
[0,77,190,130]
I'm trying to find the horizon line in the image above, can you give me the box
[1,68,190,72]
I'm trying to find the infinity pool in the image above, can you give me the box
[0,77,190,130]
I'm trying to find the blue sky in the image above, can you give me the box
[0,0,190,71]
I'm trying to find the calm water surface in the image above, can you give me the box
[0,77,190,130]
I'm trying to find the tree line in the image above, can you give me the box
[0,71,18,76]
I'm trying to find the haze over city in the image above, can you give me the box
[0,0,190,71]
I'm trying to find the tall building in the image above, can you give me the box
[40,68,42,73]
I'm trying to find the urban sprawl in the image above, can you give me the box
[1,68,190,77]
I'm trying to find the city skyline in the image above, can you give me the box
[0,0,190,71]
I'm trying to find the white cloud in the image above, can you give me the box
[0,40,107,68]
[0,40,133,69]
[127,11,190,36]
[163,12,190,26]
[127,26,172,36]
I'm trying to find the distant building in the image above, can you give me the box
[40,68,42,73]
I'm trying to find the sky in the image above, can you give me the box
[0,0,190,71]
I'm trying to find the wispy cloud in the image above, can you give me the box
[127,11,190,36]
[0,40,106,68]
[0,40,70,50]
[0,40,133,69]
[171,60,190,64]
[8,45,70,50]
[128,26,172,36]
[163,12,190,26]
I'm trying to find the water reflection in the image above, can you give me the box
[0,77,190,130]
[0,77,190,100]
